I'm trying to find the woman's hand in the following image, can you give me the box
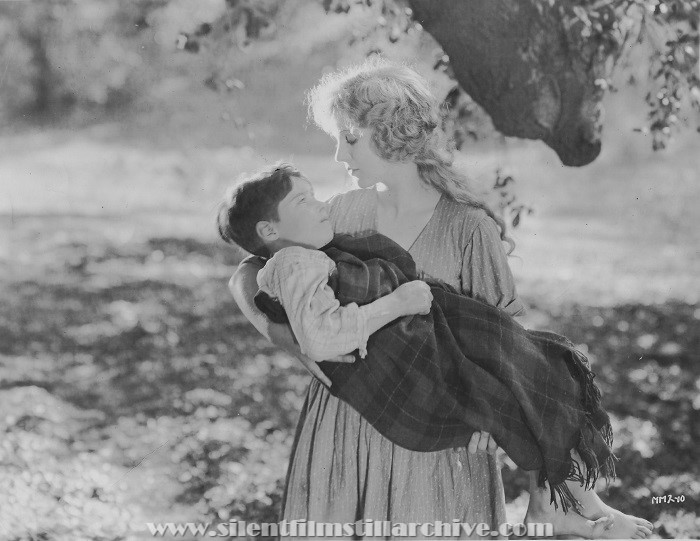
[294,351,355,388]
[392,280,433,316]
[468,431,499,455]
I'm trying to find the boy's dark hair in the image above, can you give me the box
[216,162,301,257]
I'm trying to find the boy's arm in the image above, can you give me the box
[361,281,432,335]
[229,256,352,386]
[270,248,431,362]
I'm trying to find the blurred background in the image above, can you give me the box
[0,1,699,539]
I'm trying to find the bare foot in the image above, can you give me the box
[580,501,653,539]
[569,483,654,538]
[524,471,619,539]
[524,505,614,539]
[593,512,652,539]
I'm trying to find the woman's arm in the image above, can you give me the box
[461,217,526,316]
[229,256,350,386]
[461,215,524,454]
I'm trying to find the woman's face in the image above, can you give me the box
[334,127,393,189]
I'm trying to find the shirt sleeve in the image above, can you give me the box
[461,217,526,317]
[258,247,372,362]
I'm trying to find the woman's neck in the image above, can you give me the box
[377,164,441,216]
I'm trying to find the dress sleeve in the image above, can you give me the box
[326,188,373,235]
[258,247,371,362]
[461,217,526,317]
[327,192,346,234]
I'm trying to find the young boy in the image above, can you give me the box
[217,163,433,363]
[217,162,615,512]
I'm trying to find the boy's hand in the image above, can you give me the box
[392,280,433,316]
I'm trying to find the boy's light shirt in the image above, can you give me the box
[257,245,386,362]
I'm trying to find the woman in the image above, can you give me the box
[230,58,652,539]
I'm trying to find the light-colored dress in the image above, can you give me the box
[281,187,525,539]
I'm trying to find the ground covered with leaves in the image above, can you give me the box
[1,133,698,540]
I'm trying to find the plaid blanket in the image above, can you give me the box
[256,233,615,509]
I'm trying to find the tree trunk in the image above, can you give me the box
[409,0,611,167]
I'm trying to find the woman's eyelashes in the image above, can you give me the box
[344,132,357,145]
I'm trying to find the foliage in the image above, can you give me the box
[1,0,697,150]
[492,170,535,229]
[0,0,164,119]
[157,0,698,227]
[552,0,700,150]
[176,0,699,153]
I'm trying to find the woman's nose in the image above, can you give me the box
[334,138,350,164]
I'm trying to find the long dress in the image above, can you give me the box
[281,187,525,539]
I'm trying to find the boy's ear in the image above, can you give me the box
[255,220,278,243]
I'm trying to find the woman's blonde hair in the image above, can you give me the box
[308,56,513,252]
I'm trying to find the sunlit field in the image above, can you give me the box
[1,122,698,539]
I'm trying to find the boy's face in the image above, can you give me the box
[265,177,333,251]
